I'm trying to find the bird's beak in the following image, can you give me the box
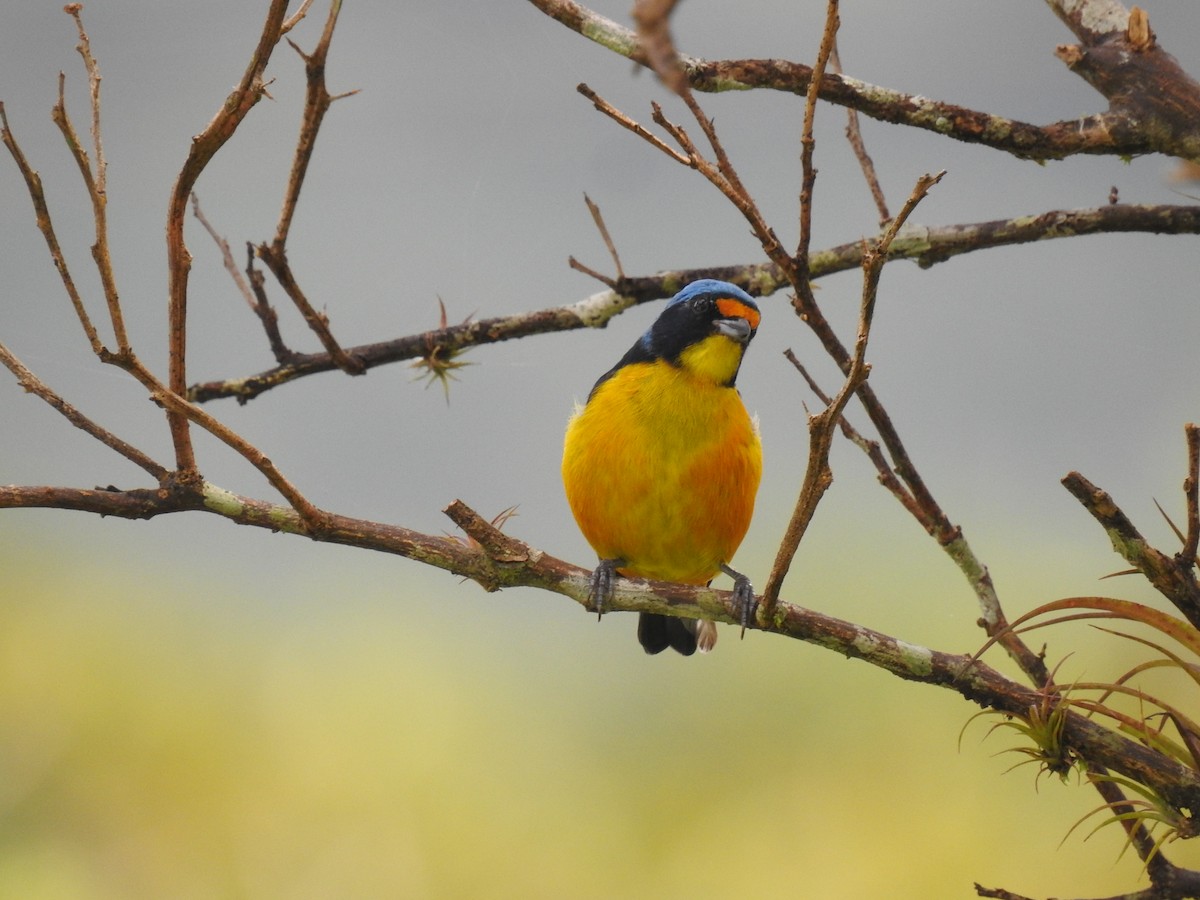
[715,317,753,344]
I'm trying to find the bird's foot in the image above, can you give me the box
[721,563,757,639]
[589,558,623,621]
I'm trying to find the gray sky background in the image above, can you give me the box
[2,2,1200,895]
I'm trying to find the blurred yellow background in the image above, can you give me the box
[5,511,1198,898]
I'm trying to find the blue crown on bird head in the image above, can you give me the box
[664,279,757,312]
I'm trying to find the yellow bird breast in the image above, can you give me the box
[562,358,762,586]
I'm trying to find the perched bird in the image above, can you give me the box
[562,279,762,655]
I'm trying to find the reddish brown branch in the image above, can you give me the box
[646,98,796,284]
[252,0,362,375]
[830,41,890,226]
[582,193,625,281]
[761,172,941,616]
[576,83,691,165]
[190,196,294,363]
[783,347,1050,685]
[784,349,925,523]
[281,0,318,34]
[188,299,606,403]
[796,0,839,268]
[255,243,364,374]
[592,5,798,290]
[165,0,293,474]
[186,203,1200,403]
[0,341,167,480]
[276,0,350,247]
[191,195,259,318]
[531,0,1200,162]
[1049,0,1200,166]
[1063,465,1200,628]
[2,482,1195,817]
[1182,423,1200,566]
[245,245,294,363]
[0,102,106,357]
[57,8,128,354]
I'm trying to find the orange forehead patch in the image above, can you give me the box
[716,297,761,331]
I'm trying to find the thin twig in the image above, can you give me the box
[761,172,941,616]
[0,102,105,357]
[245,244,295,363]
[583,194,625,281]
[682,88,758,212]
[785,0,856,419]
[187,202,1200,403]
[51,57,129,354]
[256,244,364,373]
[191,194,295,362]
[191,195,257,315]
[0,341,167,480]
[567,256,618,288]
[631,0,755,209]
[1063,468,1200,628]
[647,100,797,285]
[282,0,317,35]
[830,41,890,226]
[797,0,839,266]
[783,349,926,525]
[148,383,327,528]
[165,0,293,474]
[64,5,104,195]
[785,345,1046,684]
[576,83,691,165]
[257,0,363,375]
[275,0,354,246]
[615,3,796,284]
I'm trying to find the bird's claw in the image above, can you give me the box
[721,564,757,639]
[589,558,622,621]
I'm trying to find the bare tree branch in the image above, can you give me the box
[1064,453,1200,628]
[0,341,167,480]
[528,0,1200,162]
[58,6,128,354]
[281,0,317,35]
[796,0,839,268]
[1182,424,1200,568]
[830,41,890,226]
[254,0,364,376]
[190,195,294,363]
[7,478,1196,817]
[165,0,294,475]
[183,201,1200,403]
[1045,0,1130,40]
[0,102,107,357]
[762,171,942,616]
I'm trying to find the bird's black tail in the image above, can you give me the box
[637,612,698,656]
